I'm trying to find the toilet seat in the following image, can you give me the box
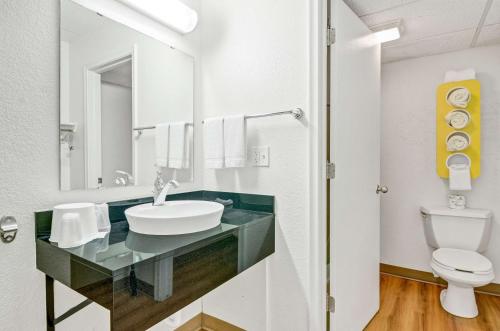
[432,248,493,275]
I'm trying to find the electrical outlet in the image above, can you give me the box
[250,146,270,167]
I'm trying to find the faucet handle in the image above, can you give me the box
[168,179,180,188]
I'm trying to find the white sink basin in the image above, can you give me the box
[125,200,224,235]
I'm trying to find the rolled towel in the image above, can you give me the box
[446,87,471,108]
[445,110,470,129]
[446,132,470,151]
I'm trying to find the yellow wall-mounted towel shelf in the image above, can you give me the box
[436,79,481,179]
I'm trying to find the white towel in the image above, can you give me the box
[95,203,111,233]
[449,164,472,191]
[155,123,170,167]
[224,115,246,168]
[447,87,471,108]
[444,69,476,83]
[168,122,189,169]
[203,117,224,168]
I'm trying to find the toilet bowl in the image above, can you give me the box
[421,206,494,318]
[430,248,494,318]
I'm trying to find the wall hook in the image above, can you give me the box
[0,216,18,243]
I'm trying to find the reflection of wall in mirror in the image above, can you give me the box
[62,2,194,189]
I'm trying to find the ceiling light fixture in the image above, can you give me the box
[118,0,198,34]
[371,19,402,43]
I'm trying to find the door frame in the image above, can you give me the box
[307,0,329,330]
[83,45,138,189]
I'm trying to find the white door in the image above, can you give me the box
[330,0,382,330]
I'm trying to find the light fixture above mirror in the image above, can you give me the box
[117,0,199,34]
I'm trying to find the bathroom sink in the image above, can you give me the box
[125,201,224,235]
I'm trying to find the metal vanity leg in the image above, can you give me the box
[46,275,55,331]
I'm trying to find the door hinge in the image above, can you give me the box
[327,163,335,179]
[327,27,336,46]
[327,295,335,313]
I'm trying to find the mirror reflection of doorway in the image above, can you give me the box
[85,53,135,188]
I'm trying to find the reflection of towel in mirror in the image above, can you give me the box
[449,164,471,191]
[447,135,469,151]
[168,122,189,169]
[155,123,169,167]
[447,88,471,108]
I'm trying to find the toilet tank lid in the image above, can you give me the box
[421,206,492,219]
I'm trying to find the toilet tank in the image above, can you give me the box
[421,206,493,252]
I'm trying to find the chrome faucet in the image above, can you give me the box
[153,171,180,206]
[114,170,135,186]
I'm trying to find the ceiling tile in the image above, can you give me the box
[382,29,475,63]
[485,0,500,25]
[345,0,419,16]
[476,23,500,46]
[362,0,486,45]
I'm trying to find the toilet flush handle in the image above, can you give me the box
[376,185,389,194]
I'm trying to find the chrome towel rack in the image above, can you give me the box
[133,108,304,135]
[202,107,304,123]
[134,123,193,135]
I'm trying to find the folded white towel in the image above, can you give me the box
[155,123,170,167]
[444,69,476,83]
[168,122,189,169]
[204,117,224,168]
[224,115,246,168]
[449,164,472,191]
[95,203,111,233]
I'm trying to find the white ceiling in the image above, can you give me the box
[346,0,500,63]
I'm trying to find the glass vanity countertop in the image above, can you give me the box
[36,208,274,275]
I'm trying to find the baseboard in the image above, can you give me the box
[202,313,245,331]
[380,263,500,296]
[175,313,245,331]
[175,313,203,331]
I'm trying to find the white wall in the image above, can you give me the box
[381,44,500,282]
[199,0,310,330]
[0,0,202,330]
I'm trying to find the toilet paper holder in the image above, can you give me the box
[0,216,18,243]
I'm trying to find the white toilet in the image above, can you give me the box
[421,206,494,318]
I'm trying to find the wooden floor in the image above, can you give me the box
[365,274,500,331]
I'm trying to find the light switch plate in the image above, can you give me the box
[250,146,270,167]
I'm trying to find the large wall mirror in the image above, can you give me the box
[60,0,194,191]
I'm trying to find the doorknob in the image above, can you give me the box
[376,185,389,194]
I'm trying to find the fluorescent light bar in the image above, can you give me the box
[119,0,198,34]
[374,27,400,43]
[371,19,402,44]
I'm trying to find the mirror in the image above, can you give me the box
[60,0,194,191]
